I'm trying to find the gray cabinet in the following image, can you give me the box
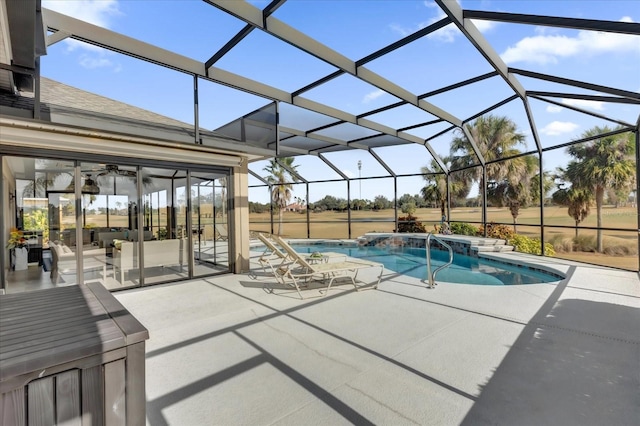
[0,283,149,426]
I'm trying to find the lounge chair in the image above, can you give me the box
[256,233,293,274]
[214,223,228,241]
[270,235,384,299]
[256,233,346,275]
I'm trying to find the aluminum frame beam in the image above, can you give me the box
[435,0,526,99]
[526,91,640,105]
[318,153,349,180]
[275,157,307,183]
[204,0,286,68]
[369,149,397,177]
[463,10,640,35]
[529,95,635,128]
[511,68,640,101]
[206,0,463,127]
[42,7,444,170]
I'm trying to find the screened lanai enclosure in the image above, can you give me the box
[3,0,640,274]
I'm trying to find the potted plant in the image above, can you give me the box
[7,228,29,271]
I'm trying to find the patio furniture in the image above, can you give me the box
[48,240,106,282]
[113,239,187,284]
[0,283,149,425]
[214,223,228,241]
[256,233,347,276]
[271,235,384,299]
[256,233,292,274]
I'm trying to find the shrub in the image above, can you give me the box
[509,234,555,256]
[548,235,574,253]
[450,222,479,236]
[478,222,515,241]
[602,238,637,256]
[548,234,637,256]
[573,235,596,252]
[396,215,427,233]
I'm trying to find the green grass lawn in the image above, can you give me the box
[250,205,638,271]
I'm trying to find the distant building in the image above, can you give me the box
[285,203,306,212]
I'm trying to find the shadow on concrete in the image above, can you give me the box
[462,283,640,425]
[143,276,477,425]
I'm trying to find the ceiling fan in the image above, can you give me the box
[95,164,137,178]
[81,174,100,195]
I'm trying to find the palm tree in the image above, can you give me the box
[421,157,470,217]
[564,126,635,252]
[567,189,592,238]
[486,155,538,232]
[530,170,554,206]
[420,160,447,218]
[264,157,298,235]
[551,182,593,238]
[449,114,527,218]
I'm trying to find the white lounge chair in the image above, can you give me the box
[256,233,346,276]
[271,235,384,299]
[256,233,293,275]
[214,223,228,241]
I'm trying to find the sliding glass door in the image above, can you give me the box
[79,162,138,289]
[191,172,229,277]
[141,166,188,285]
[3,155,231,293]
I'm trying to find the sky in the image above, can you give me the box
[40,0,640,204]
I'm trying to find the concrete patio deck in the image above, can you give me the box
[114,251,640,425]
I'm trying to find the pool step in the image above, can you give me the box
[472,244,514,253]
[472,238,508,246]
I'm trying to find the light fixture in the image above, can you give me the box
[81,174,100,195]
[357,160,362,200]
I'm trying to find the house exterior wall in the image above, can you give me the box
[0,119,250,286]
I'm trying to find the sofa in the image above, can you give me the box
[98,231,127,249]
[48,240,105,282]
[98,230,154,256]
[113,239,187,284]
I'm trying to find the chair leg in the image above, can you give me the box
[374,266,384,289]
[289,274,306,300]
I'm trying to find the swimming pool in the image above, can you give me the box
[284,243,562,285]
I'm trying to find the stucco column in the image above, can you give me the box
[232,158,250,273]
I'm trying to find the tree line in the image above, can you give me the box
[260,116,635,254]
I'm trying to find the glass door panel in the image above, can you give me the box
[38,159,78,285]
[141,167,188,284]
[191,173,229,276]
[80,162,138,289]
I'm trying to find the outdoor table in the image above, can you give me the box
[0,283,149,425]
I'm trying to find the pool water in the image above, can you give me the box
[289,244,561,285]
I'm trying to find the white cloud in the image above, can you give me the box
[43,1,122,71]
[470,19,496,33]
[545,98,605,114]
[42,0,121,28]
[540,121,579,136]
[391,1,493,43]
[363,89,386,104]
[389,23,414,38]
[562,99,605,111]
[78,55,113,69]
[501,17,640,64]
[429,23,461,43]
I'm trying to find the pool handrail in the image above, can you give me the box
[426,233,454,288]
